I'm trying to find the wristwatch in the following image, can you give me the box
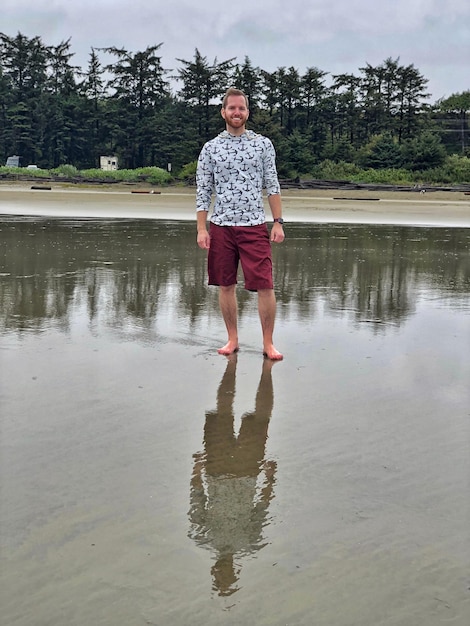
[273,217,284,224]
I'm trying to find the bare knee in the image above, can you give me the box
[257,288,275,300]
[220,284,236,292]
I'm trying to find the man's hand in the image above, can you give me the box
[197,229,211,249]
[270,223,285,243]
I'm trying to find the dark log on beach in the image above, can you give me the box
[333,197,380,201]
[130,190,161,194]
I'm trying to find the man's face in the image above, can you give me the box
[221,95,249,132]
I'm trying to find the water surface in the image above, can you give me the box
[1,218,469,625]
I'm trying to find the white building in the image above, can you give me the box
[100,156,118,171]
[6,155,20,167]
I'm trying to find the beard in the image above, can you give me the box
[225,115,248,132]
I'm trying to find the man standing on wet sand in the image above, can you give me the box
[196,87,285,360]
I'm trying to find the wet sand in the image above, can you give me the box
[1,188,469,625]
[1,183,470,226]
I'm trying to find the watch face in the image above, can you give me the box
[275,218,284,224]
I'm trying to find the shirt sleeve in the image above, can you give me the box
[196,144,214,212]
[262,138,281,196]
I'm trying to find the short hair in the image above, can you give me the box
[222,87,249,109]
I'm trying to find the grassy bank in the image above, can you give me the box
[0,164,173,187]
[309,155,470,187]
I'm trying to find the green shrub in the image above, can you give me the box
[443,154,470,181]
[135,167,172,185]
[0,166,50,179]
[51,164,80,177]
[406,155,470,185]
[177,161,198,180]
[312,160,362,180]
[348,167,412,185]
[110,169,141,182]
[79,169,113,180]
[304,154,470,186]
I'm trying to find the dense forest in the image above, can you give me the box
[1,32,469,183]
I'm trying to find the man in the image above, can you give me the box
[196,87,285,360]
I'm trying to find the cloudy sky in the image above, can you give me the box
[3,0,469,102]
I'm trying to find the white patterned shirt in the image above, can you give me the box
[196,129,281,226]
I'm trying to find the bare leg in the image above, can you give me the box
[258,289,283,360]
[218,285,239,355]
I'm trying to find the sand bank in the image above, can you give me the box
[1,183,469,227]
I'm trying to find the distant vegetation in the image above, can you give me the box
[2,157,469,188]
[0,164,172,186]
[0,32,469,184]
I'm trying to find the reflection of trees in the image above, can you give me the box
[274,225,470,326]
[0,219,202,333]
[1,220,469,334]
[188,356,276,597]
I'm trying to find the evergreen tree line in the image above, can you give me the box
[1,32,469,179]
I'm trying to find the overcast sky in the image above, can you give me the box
[3,0,469,102]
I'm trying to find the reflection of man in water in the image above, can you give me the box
[188,356,277,597]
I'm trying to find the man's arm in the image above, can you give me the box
[197,210,210,249]
[261,137,284,243]
[196,145,212,249]
[267,193,285,243]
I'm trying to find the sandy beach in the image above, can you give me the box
[1,182,469,227]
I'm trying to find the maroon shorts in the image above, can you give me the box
[208,223,273,291]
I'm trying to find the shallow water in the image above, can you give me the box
[1,217,469,625]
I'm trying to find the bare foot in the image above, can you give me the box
[217,341,239,356]
[263,346,283,361]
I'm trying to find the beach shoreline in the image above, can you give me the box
[1,182,469,227]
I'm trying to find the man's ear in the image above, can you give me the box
[221,107,226,120]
